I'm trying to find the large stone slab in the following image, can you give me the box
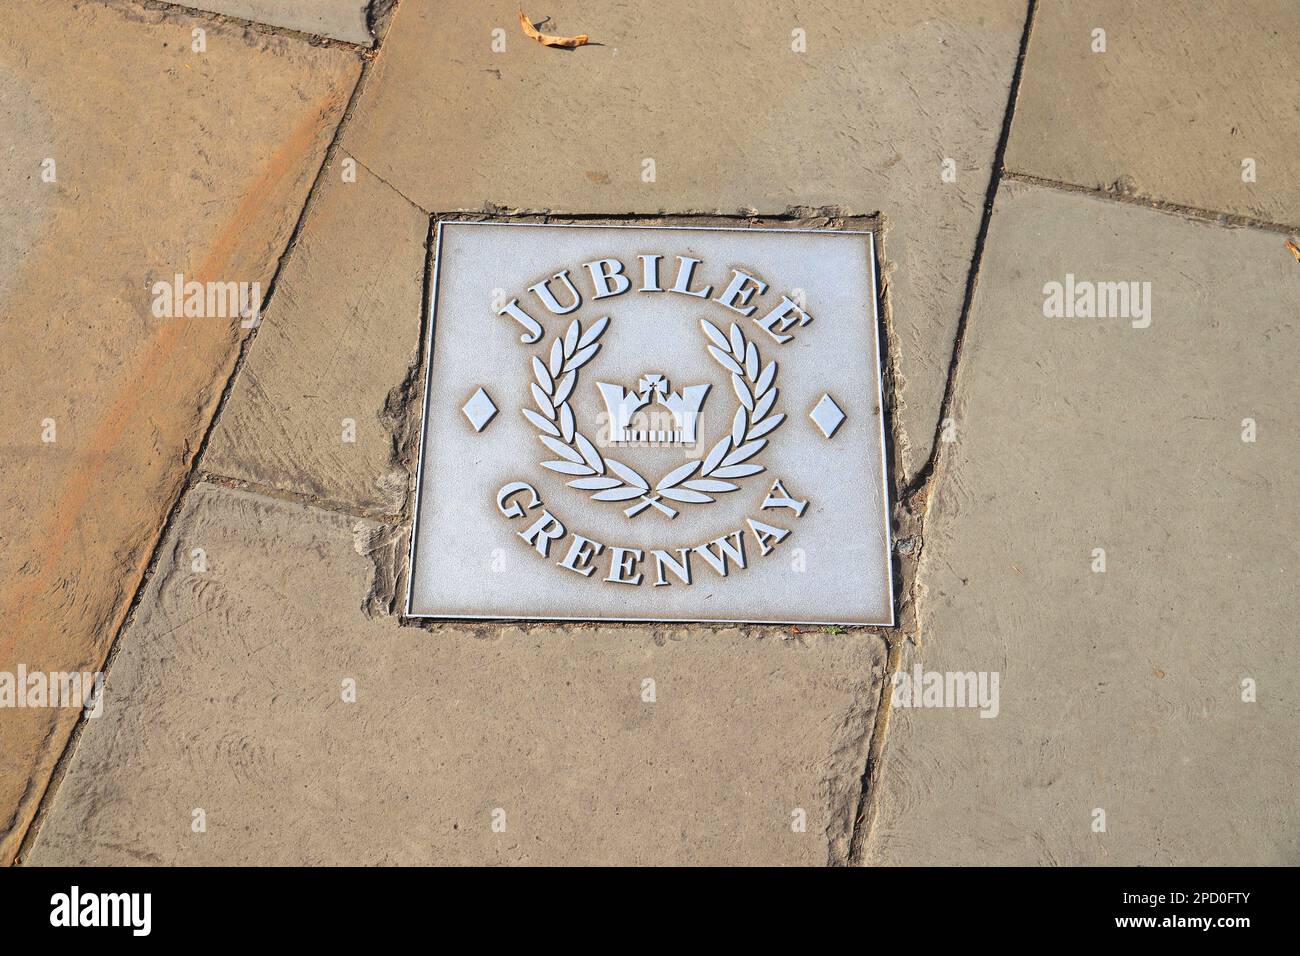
[169,1,374,45]
[1006,0,1300,225]
[204,157,428,515]
[0,0,359,863]
[866,181,1299,865]
[342,0,1029,482]
[27,483,886,866]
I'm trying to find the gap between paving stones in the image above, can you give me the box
[349,154,430,214]
[192,202,438,527]
[1003,171,1300,236]
[194,472,407,523]
[843,0,1039,864]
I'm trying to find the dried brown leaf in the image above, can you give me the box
[519,10,589,48]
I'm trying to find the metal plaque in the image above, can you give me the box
[407,222,893,626]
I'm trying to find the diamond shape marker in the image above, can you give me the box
[462,387,498,432]
[809,393,846,438]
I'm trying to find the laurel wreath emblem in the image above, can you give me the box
[523,316,785,518]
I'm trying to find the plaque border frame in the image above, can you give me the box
[404,219,896,628]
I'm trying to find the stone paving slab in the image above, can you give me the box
[203,157,427,515]
[341,0,1029,483]
[867,180,1299,865]
[1006,0,1300,225]
[168,1,374,45]
[27,483,887,865]
[0,0,358,864]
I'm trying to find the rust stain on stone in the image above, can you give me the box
[0,87,347,865]
[0,91,343,661]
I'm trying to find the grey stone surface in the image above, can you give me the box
[1006,0,1300,225]
[342,0,1029,482]
[866,181,1299,865]
[204,157,428,515]
[171,1,374,45]
[28,483,886,866]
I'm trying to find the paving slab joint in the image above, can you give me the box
[1002,170,1300,235]
[195,472,404,523]
[843,0,1040,866]
[823,639,892,865]
[354,521,409,618]
[901,0,1038,511]
[376,216,436,508]
[350,155,433,213]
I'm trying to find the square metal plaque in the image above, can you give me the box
[407,221,893,626]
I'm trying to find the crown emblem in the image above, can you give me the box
[596,373,710,445]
